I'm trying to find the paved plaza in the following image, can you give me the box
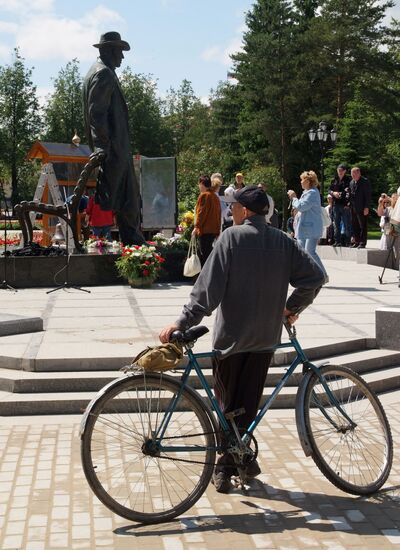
[0,395,399,550]
[0,256,399,549]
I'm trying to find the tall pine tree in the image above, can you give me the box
[42,59,84,144]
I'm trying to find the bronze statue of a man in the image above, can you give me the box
[83,31,145,245]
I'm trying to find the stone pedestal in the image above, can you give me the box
[376,307,400,350]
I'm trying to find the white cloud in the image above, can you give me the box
[0,43,10,60]
[0,21,18,33]
[201,35,243,67]
[0,0,54,14]
[12,6,123,63]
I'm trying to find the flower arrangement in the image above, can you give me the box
[152,232,189,251]
[115,244,165,283]
[0,237,20,246]
[177,211,195,241]
[84,236,121,254]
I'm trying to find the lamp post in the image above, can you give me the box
[308,121,337,197]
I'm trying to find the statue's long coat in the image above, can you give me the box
[83,59,140,226]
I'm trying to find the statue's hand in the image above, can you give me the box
[90,149,106,163]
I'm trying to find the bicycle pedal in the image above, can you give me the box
[232,475,248,492]
[225,408,246,420]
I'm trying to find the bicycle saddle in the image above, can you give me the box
[171,325,209,343]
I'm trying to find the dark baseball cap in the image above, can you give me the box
[224,184,269,215]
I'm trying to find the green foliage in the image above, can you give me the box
[120,69,173,156]
[176,145,229,210]
[42,59,84,143]
[0,48,42,206]
[208,82,242,175]
[163,79,209,154]
[244,165,287,210]
[232,0,299,180]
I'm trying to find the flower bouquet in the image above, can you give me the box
[177,211,194,242]
[115,244,165,287]
[152,232,189,252]
[84,236,121,254]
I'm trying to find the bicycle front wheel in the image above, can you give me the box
[81,372,216,524]
[303,365,393,495]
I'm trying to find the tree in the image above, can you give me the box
[42,59,84,144]
[245,165,286,205]
[120,69,173,156]
[316,0,399,121]
[177,145,229,210]
[0,48,42,206]
[163,79,209,154]
[208,81,243,175]
[231,0,300,218]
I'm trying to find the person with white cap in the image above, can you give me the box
[83,32,145,246]
[159,185,324,493]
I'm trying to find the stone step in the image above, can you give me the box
[0,364,399,416]
[0,313,43,337]
[1,348,399,394]
[0,337,375,372]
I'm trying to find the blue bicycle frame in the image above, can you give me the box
[156,327,355,454]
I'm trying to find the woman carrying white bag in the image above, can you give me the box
[192,175,221,266]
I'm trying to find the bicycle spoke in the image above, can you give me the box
[304,366,392,495]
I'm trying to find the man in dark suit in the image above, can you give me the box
[83,31,145,245]
[349,166,371,248]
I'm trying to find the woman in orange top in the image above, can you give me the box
[192,175,221,266]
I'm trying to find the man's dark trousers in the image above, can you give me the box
[333,204,350,245]
[213,351,274,475]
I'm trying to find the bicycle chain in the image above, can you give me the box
[148,431,257,468]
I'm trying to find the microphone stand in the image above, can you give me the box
[0,180,17,291]
[47,188,90,294]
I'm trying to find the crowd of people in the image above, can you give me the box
[191,165,400,287]
[192,170,329,283]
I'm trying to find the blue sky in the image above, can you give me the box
[0,0,254,103]
[0,0,399,104]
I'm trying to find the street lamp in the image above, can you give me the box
[308,121,337,197]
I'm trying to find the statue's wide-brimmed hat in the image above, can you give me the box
[93,31,130,51]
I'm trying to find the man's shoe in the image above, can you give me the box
[350,243,358,248]
[212,471,233,494]
[357,244,366,249]
[245,459,262,479]
[333,243,341,247]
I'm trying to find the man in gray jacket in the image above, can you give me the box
[159,186,325,493]
[83,31,145,245]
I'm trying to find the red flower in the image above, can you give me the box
[144,260,150,265]
[142,269,150,277]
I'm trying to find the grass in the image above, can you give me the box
[367,231,382,240]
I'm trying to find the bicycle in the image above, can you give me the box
[80,323,393,524]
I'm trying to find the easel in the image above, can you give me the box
[378,234,399,285]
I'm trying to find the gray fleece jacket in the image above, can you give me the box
[176,215,325,357]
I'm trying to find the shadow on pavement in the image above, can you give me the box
[114,483,400,538]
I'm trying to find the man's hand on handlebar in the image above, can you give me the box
[283,308,299,326]
[159,324,179,344]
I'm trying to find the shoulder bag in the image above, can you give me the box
[183,235,201,277]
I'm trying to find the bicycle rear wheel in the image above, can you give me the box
[81,372,216,524]
[303,365,393,495]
